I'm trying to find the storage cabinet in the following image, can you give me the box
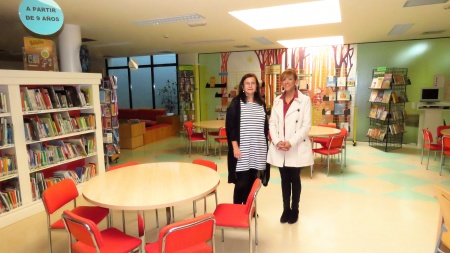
[367,68,408,152]
[0,70,104,228]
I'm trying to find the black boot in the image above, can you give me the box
[288,209,299,224]
[280,208,291,223]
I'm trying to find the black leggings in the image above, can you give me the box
[233,169,258,204]
[279,166,301,210]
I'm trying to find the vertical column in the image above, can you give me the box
[58,24,82,72]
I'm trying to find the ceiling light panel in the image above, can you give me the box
[404,0,448,7]
[135,13,204,26]
[278,36,344,48]
[229,0,341,30]
[252,37,275,45]
[388,24,414,36]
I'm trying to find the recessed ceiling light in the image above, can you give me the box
[278,36,344,48]
[388,24,414,36]
[135,13,204,26]
[229,0,341,30]
[404,0,448,7]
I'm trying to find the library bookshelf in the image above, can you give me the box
[0,70,105,228]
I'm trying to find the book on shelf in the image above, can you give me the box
[334,102,345,115]
[380,110,388,121]
[337,90,351,101]
[337,77,347,87]
[44,86,61,108]
[393,74,405,85]
[381,74,392,89]
[346,77,356,87]
[326,76,337,87]
[329,92,337,101]
[369,90,378,102]
[375,107,384,119]
[369,105,378,118]
[391,92,399,103]
[339,122,349,131]
[0,92,8,113]
[374,90,384,102]
[381,90,392,103]
[370,77,383,89]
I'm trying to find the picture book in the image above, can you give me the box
[326,76,337,87]
[381,74,392,89]
[370,77,383,89]
[337,90,351,101]
[369,90,378,102]
[393,74,405,85]
[381,90,392,103]
[337,77,347,87]
[334,102,345,115]
[346,77,356,87]
[369,105,378,118]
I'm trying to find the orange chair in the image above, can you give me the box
[192,159,218,217]
[440,136,450,176]
[434,186,450,253]
[145,213,216,253]
[214,127,228,158]
[312,135,345,176]
[213,178,262,253]
[184,121,207,157]
[107,162,159,233]
[62,210,142,253]
[422,128,442,170]
[437,126,450,146]
[42,178,110,253]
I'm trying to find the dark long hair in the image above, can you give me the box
[237,73,265,106]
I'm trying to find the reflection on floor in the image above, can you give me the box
[2,137,449,253]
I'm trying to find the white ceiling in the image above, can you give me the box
[0,0,449,61]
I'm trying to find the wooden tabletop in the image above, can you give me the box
[309,125,341,137]
[82,162,220,211]
[193,120,225,129]
[441,129,450,136]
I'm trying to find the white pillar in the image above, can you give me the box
[58,24,82,72]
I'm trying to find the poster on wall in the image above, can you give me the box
[23,37,59,71]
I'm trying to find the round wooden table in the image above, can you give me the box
[82,162,220,242]
[193,120,225,155]
[309,125,341,137]
[441,128,450,136]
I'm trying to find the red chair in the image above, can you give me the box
[213,178,262,253]
[192,159,218,217]
[312,124,337,148]
[42,178,110,253]
[62,210,142,253]
[440,136,450,176]
[312,135,345,176]
[340,127,349,167]
[437,126,450,146]
[145,213,216,253]
[421,128,442,170]
[107,162,159,234]
[184,121,207,157]
[214,127,228,158]
[434,186,450,253]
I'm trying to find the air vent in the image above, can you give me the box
[234,45,249,48]
[422,30,446,34]
[82,38,96,42]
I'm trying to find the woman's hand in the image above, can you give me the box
[277,141,291,151]
[234,146,242,159]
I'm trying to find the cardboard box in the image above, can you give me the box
[120,135,144,149]
[119,122,145,138]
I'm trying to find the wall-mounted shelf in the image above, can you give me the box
[206,83,226,88]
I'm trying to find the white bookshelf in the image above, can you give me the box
[0,70,105,228]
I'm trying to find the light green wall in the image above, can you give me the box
[356,38,450,145]
[198,54,222,120]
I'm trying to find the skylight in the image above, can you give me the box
[229,0,341,30]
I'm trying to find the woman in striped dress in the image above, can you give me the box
[226,73,270,204]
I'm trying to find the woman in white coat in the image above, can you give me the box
[267,68,314,224]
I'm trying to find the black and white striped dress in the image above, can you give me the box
[236,101,267,172]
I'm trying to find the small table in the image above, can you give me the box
[193,120,225,155]
[309,125,341,137]
[441,129,450,136]
[82,162,220,245]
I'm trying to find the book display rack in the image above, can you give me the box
[367,68,408,152]
[100,76,120,167]
[178,65,196,122]
[0,70,105,228]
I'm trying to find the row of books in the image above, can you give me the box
[0,154,17,177]
[0,92,8,113]
[24,113,95,141]
[369,106,406,121]
[389,123,406,135]
[102,116,119,130]
[179,92,194,102]
[326,76,356,87]
[0,118,13,146]
[367,128,387,141]
[324,90,351,101]
[0,180,20,213]
[30,164,97,201]
[180,101,195,111]
[101,103,118,117]
[369,90,405,103]
[180,113,195,122]
[28,137,96,170]
[100,89,116,104]
[20,86,90,112]
[101,76,118,90]
[370,73,407,89]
